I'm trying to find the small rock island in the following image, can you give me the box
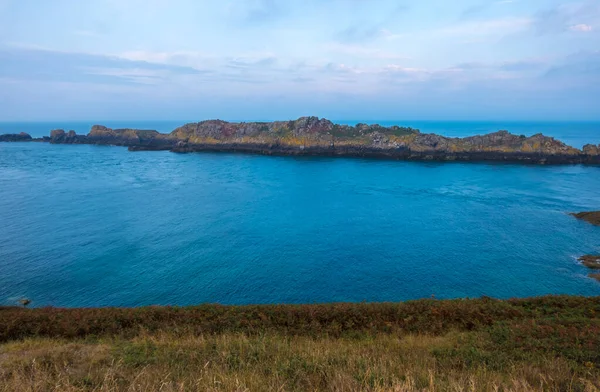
[579,255,600,282]
[571,212,600,281]
[579,255,600,269]
[571,211,600,226]
[2,117,600,164]
[0,132,33,142]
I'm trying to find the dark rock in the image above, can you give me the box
[579,255,600,269]
[590,273,600,282]
[571,211,600,226]
[0,132,32,142]
[50,129,84,144]
[50,129,65,138]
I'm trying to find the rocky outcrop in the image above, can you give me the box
[169,117,417,148]
[165,118,595,163]
[1,117,599,164]
[583,144,600,155]
[86,125,175,149]
[49,129,85,144]
[578,255,600,282]
[158,118,600,164]
[579,255,600,269]
[0,132,32,142]
[571,212,600,226]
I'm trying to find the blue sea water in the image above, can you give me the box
[1,121,600,307]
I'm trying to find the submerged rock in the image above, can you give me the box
[571,211,600,226]
[579,255,600,269]
[0,132,32,142]
[590,273,600,282]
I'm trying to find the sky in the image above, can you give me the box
[0,0,599,121]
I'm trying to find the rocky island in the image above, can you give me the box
[571,211,600,226]
[0,132,33,142]
[578,255,600,282]
[579,255,600,269]
[2,117,600,164]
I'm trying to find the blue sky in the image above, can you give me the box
[0,0,599,121]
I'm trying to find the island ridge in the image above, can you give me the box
[2,117,600,164]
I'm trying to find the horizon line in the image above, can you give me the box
[1,119,600,124]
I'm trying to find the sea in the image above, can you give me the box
[1,120,599,307]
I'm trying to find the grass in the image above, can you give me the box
[1,296,600,391]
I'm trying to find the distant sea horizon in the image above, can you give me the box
[1,120,599,149]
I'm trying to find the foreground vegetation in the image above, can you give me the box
[1,296,600,391]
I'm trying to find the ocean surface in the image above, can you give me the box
[1,121,600,307]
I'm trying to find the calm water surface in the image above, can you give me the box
[1,124,600,307]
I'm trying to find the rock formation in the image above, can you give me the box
[2,117,600,164]
[49,129,85,144]
[578,255,600,282]
[579,255,600,269]
[583,144,600,155]
[571,212,600,226]
[0,132,32,142]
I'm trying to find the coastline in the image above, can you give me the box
[1,116,599,164]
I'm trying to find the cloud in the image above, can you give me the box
[440,17,532,37]
[570,24,593,32]
[332,2,409,43]
[2,48,599,121]
[533,2,600,35]
[118,50,219,70]
[498,60,545,72]
[82,68,166,85]
[335,26,390,43]
[226,55,278,69]
[227,0,284,25]
[460,3,489,19]
[460,0,517,19]
[325,43,409,61]
[0,46,203,85]
[544,51,600,79]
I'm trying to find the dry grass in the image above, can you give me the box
[1,296,600,391]
[1,332,599,392]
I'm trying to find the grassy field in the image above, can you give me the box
[1,296,600,391]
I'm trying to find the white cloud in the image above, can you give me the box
[82,67,167,85]
[569,24,593,32]
[118,51,217,69]
[439,17,532,37]
[323,43,410,61]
